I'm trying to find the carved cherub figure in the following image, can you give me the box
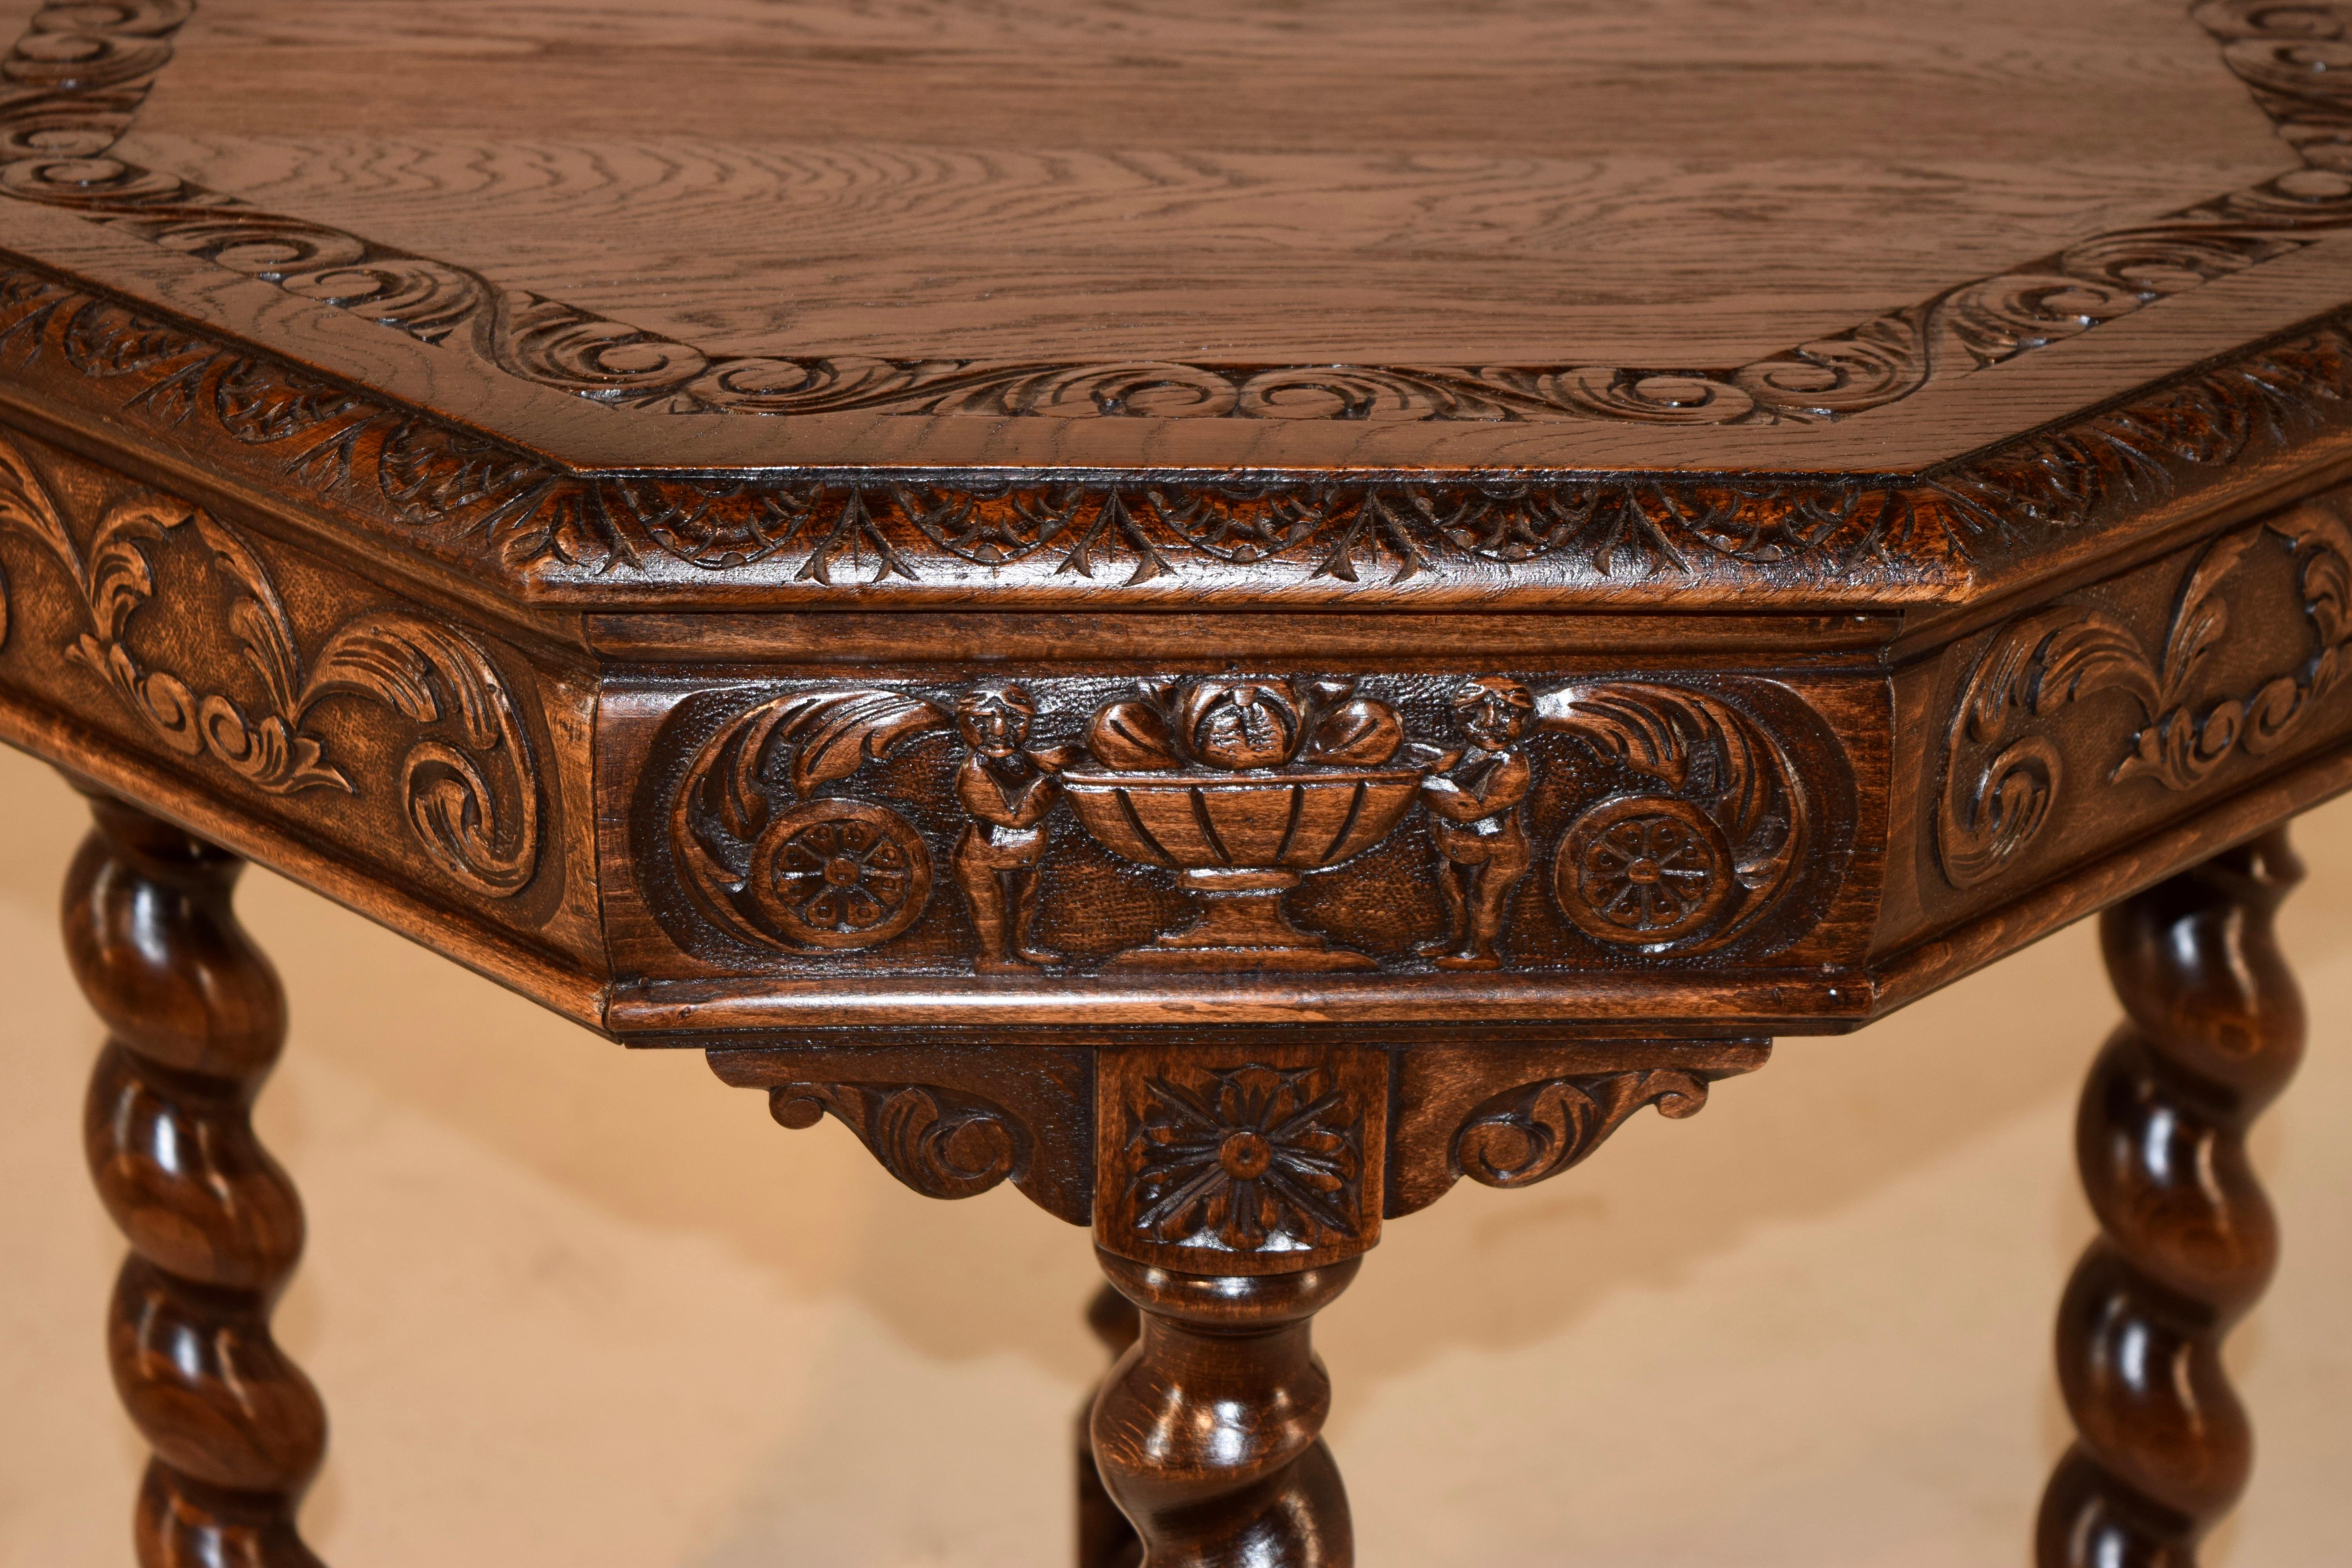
[951,682,1080,972]
[1416,676,1536,970]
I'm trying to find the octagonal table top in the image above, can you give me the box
[2,0,2347,619]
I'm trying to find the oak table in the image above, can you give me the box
[2,0,2347,1563]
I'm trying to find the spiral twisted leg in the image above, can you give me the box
[66,789,328,1568]
[2035,828,2305,1568]
[1090,1250,1357,1568]
[1077,1282,1145,1568]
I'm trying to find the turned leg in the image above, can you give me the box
[2036,828,2304,1568]
[1078,1282,1144,1568]
[1090,1251,1358,1568]
[65,790,328,1567]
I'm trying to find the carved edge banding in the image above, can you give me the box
[4,259,2349,593]
[2,2,2348,426]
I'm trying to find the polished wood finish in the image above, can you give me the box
[2037,828,2306,1568]
[1092,1252,1359,1568]
[2,0,2347,1561]
[1078,1284,1145,1568]
[67,788,326,1568]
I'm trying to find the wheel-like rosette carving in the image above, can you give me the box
[2036,828,2305,1567]
[670,689,951,950]
[66,790,327,1567]
[1538,682,1809,951]
[1555,796,1734,944]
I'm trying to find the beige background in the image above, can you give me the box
[1,743,2345,1566]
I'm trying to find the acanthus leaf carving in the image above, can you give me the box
[669,688,954,951]
[1938,497,2352,889]
[0,432,542,898]
[768,1082,1031,1201]
[1452,1069,1712,1190]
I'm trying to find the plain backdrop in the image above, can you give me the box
[1,742,2346,1566]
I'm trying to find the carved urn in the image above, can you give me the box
[1059,677,1431,969]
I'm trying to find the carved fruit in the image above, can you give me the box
[1086,699,1180,770]
[1300,697,1404,766]
[1180,681,1302,769]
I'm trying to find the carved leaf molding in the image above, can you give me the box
[3,1,2348,426]
[1452,1069,1712,1190]
[768,1082,1031,1202]
[4,268,2349,593]
[1937,500,2352,888]
[0,434,541,897]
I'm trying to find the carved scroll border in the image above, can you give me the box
[0,2,2347,426]
[2,260,2348,591]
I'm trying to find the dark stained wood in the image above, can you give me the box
[1078,1283,1145,1568]
[2,0,2349,1561]
[1091,1250,1358,1568]
[66,786,327,1568]
[2037,827,2306,1567]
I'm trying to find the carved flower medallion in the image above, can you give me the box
[1128,1065,1361,1255]
[1556,794,1734,945]
[747,799,932,949]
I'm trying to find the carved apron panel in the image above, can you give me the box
[614,668,1866,982]
[0,422,590,953]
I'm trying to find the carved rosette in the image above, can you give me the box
[1938,500,2352,889]
[0,434,541,899]
[1096,1045,1387,1273]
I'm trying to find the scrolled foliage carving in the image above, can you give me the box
[1938,500,2352,889]
[1452,1069,1711,1189]
[1537,682,1811,951]
[669,689,953,951]
[768,1082,1031,1201]
[0,435,541,897]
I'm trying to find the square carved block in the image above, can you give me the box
[1096,1043,1389,1274]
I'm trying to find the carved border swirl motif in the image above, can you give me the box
[768,1082,1031,1201]
[1452,1069,1711,1189]
[1937,498,2352,888]
[4,264,2350,592]
[1,3,2348,424]
[0,432,541,897]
